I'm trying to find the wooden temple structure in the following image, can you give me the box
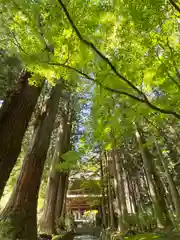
[66,179,102,222]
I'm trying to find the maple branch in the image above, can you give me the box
[57,0,144,97]
[169,0,180,13]
[48,62,144,102]
[56,1,180,119]
[48,62,180,119]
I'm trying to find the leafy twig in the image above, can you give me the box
[156,47,180,90]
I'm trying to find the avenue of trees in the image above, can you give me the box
[0,0,180,239]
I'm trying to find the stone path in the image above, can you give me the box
[75,227,101,236]
[73,235,99,240]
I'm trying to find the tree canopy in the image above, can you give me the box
[1,0,180,239]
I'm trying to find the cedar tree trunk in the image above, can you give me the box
[0,70,42,199]
[0,82,61,240]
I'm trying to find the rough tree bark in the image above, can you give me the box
[56,105,72,229]
[39,98,73,234]
[0,70,42,199]
[38,117,65,234]
[0,82,62,240]
[56,172,69,229]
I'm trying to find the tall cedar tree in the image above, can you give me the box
[39,101,72,234]
[0,70,42,199]
[0,81,62,240]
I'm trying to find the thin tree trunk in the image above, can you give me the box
[155,141,180,220]
[104,152,111,228]
[117,151,128,218]
[60,189,68,228]
[0,70,42,199]
[105,152,115,229]
[100,153,107,228]
[60,173,69,227]
[111,149,127,232]
[135,127,172,228]
[56,172,69,229]
[55,107,72,229]
[124,170,133,214]
[127,174,137,214]
[0,82,62,240]
[142,167,156,223]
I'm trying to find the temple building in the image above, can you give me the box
[66,178,102,223]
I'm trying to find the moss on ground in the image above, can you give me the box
[124,233,162,240]
[52,235,63,240]
[111,232,180,240]
[52,232,74,240]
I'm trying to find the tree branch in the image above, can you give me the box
[57,0,145,97]
[169,0,180,13]
[55,1,180,119]
[48,62,145,102]
[48,61,180,119]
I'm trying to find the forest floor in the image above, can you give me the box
[38,230,180,240]
[123,232,180,240]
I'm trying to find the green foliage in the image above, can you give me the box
[0,51,21,99]
[0,221,15,240]
[80,179,101,194]
[124,233,161,240]
[52,235,63,240]
[126,212,157,232]
[1,0,180,234]
[1,0,180,126]
[56,151,83,170]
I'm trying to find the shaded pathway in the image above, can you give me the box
[73,227,101,240]
[75,226,101,236]
[73,235,99,240]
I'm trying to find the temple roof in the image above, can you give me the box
[68,179,101,195]
[66,194,101,209]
